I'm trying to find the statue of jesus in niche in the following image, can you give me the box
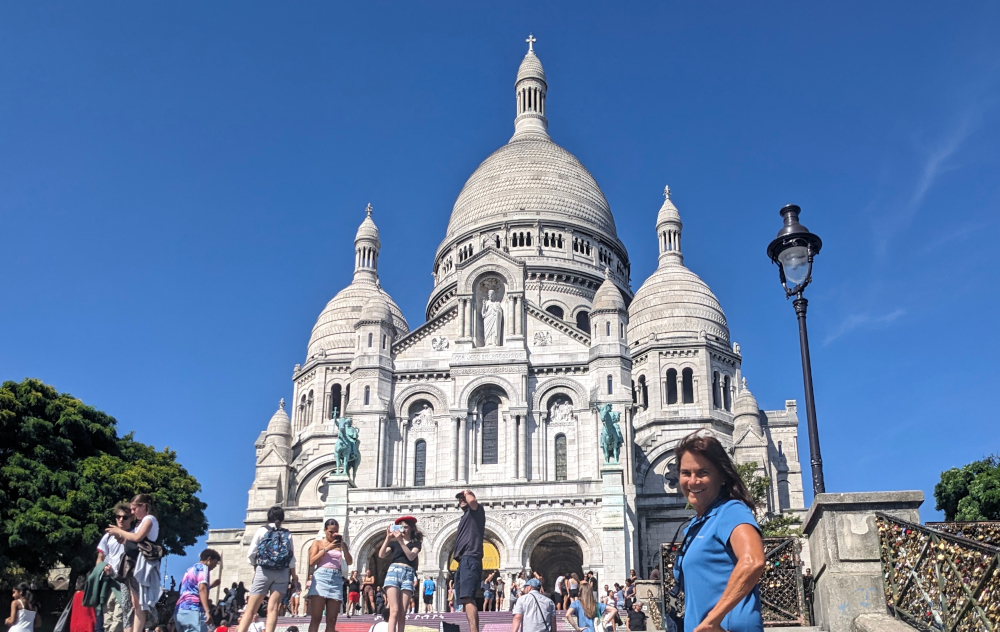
[481,289,504,347]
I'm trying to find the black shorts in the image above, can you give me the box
[569,588,579,598]
[422,594,433,604]
[454,555,482,602]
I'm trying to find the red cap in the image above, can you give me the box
[395,516,417,525]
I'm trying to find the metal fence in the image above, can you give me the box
[926,521,1000,550]
[876,512,1000,632]
[659,536,807,627]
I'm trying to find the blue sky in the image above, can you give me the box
[3,3,999,577]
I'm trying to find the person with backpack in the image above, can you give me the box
[511,579,555,632]
[307,518,352,632]
[236,506,298,632]
[96,502,135,632]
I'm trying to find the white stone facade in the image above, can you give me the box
[207,41,804,604]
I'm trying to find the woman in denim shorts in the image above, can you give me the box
[378,516,422,632]
[307,519,353,632]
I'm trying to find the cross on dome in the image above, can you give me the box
[664,185,671,199]
[526,33,536,53]
[365,203,373,216]
[279,398,285,410]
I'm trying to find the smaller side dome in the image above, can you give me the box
[733,378,760,418]
[265,399,291,438]
[358,292,394,325]
[517,51,546,84]
[593,268,626,312]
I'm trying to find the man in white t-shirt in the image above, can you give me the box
[96,503,135,632]
[552,576,564,611]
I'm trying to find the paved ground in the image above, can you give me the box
[271,610,576,632]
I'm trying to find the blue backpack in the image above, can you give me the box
[256,526,293,570]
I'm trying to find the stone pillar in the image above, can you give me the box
[459,415,468,482]
[452,417,460,482]
[378,417,389,487]
[508,297,515,336]
[323,472,354,533]
[802,491,923,632]
[518,415,527,480]
[459,299,466,338]
[508,413,518,481]
[601,464,628,586]
[470,412,478,474]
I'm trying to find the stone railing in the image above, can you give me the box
[876,512,1000,631]
[926,520,1000,549]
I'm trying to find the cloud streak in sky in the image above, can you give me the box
[824,308,907,345]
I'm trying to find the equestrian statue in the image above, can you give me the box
[333,416,361,481]
[596,403,624,464]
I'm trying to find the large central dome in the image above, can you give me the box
[445,136,618,240]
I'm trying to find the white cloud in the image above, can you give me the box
[824,308,907,345]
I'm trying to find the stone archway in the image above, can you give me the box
[528,534,583,594]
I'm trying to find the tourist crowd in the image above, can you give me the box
[7,431,766,632]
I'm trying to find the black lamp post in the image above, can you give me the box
[767,204,826,495]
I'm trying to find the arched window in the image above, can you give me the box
[329,384,342,419]
[363,386,370,406]
[620,323,625,339]
[606,321,611,336]
[481,401,499,465]
[576,310,590,333]
[382,334,386,349]
[555,434,567,481]
[545,305,564,320]
[526,233,532,246]
[306,390,314,425]
[413,440,427,487]
[638,376,648,408]
[607,375,614,395]
[723,375,732,411]
[712,372,720,408]
[666,369,678,405]
[682,368,694,404]
[367,332,373,347]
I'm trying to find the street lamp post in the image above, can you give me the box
[767,204,826,495]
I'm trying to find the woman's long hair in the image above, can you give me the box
[131,493,156,516]
[675,431,756,512]
[402,519,423,547]
[14,582,37,610]
[578,580,597,620]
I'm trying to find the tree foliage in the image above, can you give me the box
[934,455,1000,521]
[0,378,207,584]
[737,461,802,537]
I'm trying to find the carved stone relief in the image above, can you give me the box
[533,331,552,346]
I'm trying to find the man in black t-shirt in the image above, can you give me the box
[452,490,485,632]
[627,602,647,631]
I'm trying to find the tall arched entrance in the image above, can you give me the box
[529,534,583,594]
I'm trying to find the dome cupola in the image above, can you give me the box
[733,378,764,439]
[593,267,626,313]
[513,34,548,140]
[628,187,729,343]
[264,398,292,451]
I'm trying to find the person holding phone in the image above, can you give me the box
[307,519,353,632]
[379,517,422,632]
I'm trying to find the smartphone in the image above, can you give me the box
[332,534,343,544]
[390,525,403,534]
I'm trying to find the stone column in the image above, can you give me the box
[802,491,923,632]
[518,415,527,480]
[378,417,389,487]
[452,417,460,482]
[507,297,515,336]
[600,464,628,585]
[459,299,466,338]
[458,415,468,483]
[323,472,354,535]
[508,413,518,481]
[470,412,478,474]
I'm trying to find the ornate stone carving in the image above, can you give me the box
[410,404,434,427]
[431,336,449,351]
[549,400,574,424]
[533,331,552,346]
[500,511,529,533]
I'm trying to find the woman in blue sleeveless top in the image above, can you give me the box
[673,433,766,632]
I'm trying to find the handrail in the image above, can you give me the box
[876,512,999,632]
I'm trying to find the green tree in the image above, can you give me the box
[0,378,208,584]
[736,461,802,537]
[934,455,1000,521]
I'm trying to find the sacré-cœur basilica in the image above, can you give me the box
[207,38,805,604]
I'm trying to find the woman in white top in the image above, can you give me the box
[105,494,162,632]
[5,583,40,632]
